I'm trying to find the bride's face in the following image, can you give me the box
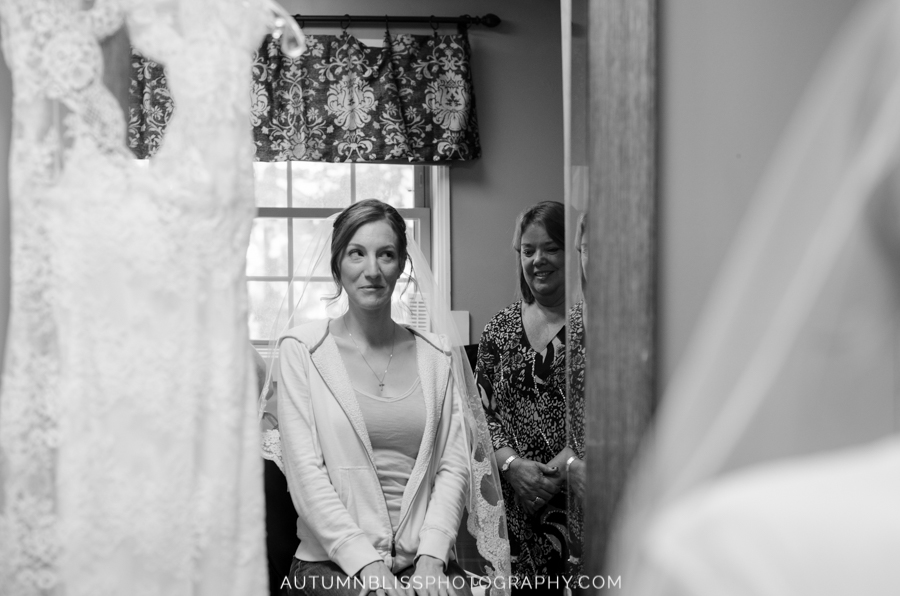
[339,220,404,312]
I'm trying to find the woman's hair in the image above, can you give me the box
[330,199,408,297]
[575,212,587,251]
[512,200,565,303]
[575,212,588,289]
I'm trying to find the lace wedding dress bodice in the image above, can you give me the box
[0,1,269,594]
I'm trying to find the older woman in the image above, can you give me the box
[275,199,482,596]
[476,201,581,592]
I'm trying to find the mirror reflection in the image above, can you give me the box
[474,201,581,588]
[0,1,595,595]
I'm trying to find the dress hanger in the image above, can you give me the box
[266,0,306,57]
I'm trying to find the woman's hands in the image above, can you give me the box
[408,555,452,596]
[357,557,456,596]
[358,561,412,596]
[505,457,563,515]
[546,447,585,502]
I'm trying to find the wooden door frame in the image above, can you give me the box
[577,0,658,578]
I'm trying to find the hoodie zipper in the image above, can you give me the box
[350,416,399,561]
[388,371,451,551]
[390,372,452,565]
[374,372,449,566]
[314,337,401,561]
[316,332,449,566]
[330,386,411,564]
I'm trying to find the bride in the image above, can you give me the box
[264,199,510,596]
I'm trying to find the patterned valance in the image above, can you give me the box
[129,32,481,163]
[129,55,172,159]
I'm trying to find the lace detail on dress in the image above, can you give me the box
[0,1,271,594]
[460,377,512,587]
[261,428,285,474]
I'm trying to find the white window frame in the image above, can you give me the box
[248,163,451,344]
[430,165,451,309]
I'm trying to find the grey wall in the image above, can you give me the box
[0,56,10,372]
[446,2,564,341]
[660,0,864,383]
[281,0,565,342]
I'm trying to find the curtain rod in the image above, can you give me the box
[292,14,502,29]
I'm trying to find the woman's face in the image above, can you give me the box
[520,222,565,304]
[339,220,404,312]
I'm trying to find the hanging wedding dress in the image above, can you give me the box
[611,0,900,593]
[0,1,271,594]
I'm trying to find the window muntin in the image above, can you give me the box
[247,163,430,343]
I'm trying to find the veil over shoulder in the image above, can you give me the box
[258,216,512,592]
[612,0,900,593]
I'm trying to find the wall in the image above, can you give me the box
[0,56,10,373]
[281,0,565,342]
[659,0,863,383]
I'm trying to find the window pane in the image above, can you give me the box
[290,219,418,267]
[356,164,415,207]
[248,280,289,340]
[398,290,431,333]
[290,218,417,280]
[392,265,430,333]
[253,162,288,207]
[404,218,418,244]
[247,218,289,277]
[292,218,334,278]
[286,281,339,327]
[292,162,352,207]
[250,259,427,340]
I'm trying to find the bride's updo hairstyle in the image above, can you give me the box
[330,199,409,297]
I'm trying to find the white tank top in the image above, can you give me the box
[355,377,426,531]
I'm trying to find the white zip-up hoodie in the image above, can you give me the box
[276,320,470,577]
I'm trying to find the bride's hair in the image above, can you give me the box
[329,199,409,297]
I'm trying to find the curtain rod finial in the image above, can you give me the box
[481,14,501,28]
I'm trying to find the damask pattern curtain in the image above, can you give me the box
[130,32,481,162]
[129,52,172,159]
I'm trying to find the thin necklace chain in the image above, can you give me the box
[345,318,396,393]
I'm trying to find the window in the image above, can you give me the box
[246,162,441,345]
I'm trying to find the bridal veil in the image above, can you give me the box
[258,217,512,592]
[613,0,900,593]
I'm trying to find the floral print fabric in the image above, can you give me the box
[129,32,480,163]
[567,300,585,460]
[129,50,172,160]
[476,301,579,580]
[566,300,586,569]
